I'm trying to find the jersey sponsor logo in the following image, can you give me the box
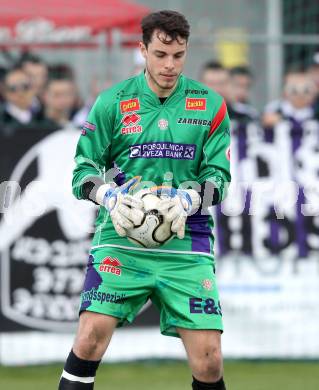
[185,98,207,111]
[189,298,222,315]
[120,98,140,114]
[121,125,143,135]
[81,287,126,305]
[99,256,122,276]
[185,89,208,95]
[121,113,141,126]
[129,142,196,160]
[177,117,211,126]
[158,118,169,130]
[121,113,142,134]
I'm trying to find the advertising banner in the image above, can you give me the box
[1,121,318,363]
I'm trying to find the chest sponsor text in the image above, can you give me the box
[129,142,196,160]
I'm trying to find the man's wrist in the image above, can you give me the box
[95,183,116,206]
[182,189,201,211]
[81,176,106,205]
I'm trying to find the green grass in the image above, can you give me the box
[0,360,319,390]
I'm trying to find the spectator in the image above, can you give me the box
[18,53,48,119]
[200,60,232,101]
[262,70,317,127]
[42,74,77,128]
[229,65,258,120]
[200,60,255,123]
[0,66,43,134]
[19,53,48,100]
[49,63,85,121]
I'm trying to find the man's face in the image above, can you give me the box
[140,30,187,95]
[201,69,231,101]
[284,73,317,109]
[44,80,76,113]
[231,74,252,103]
[4,70,34,110]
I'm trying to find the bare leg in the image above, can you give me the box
[58,312,118,389]
[177,328,225,388]
[73,311,118,360]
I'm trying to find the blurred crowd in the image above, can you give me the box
[0,51,319,137]
[0,53,89,136]
[199,57,319,126]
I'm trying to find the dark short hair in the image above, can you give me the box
[48,64,75,81]
[45,69,75,90]
[230,66,253,78]
[141,10,190,47]
[18,52,47,67]
[201,61,225,72]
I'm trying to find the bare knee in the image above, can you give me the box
[190,346,223,383]
[73,324,102,360]
[73,312,117,360]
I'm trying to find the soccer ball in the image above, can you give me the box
[126,190,175,248]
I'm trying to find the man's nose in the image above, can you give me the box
[164,56,174,70]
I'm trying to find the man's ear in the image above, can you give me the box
[139,42,147,60]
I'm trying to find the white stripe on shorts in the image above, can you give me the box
[90,243,214,258]
[61,370,95,384]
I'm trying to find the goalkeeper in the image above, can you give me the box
[59,9,230,390]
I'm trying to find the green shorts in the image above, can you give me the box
[79,247,223,338]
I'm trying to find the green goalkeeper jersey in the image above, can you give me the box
[72,71,231,255]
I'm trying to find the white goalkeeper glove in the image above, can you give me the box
[154,187,201,240]
[96,176,144,237]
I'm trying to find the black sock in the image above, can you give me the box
[192,376,226,390]
[58,350,101,390]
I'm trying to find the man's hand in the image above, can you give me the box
[152,187,201,240]
[96,177,144,237]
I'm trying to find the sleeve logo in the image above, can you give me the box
[83,121,96,131]
[120,98,140,114]
[185,98,207,111]
[81,121,96,135]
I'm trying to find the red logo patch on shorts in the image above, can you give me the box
[99,257,122,276]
